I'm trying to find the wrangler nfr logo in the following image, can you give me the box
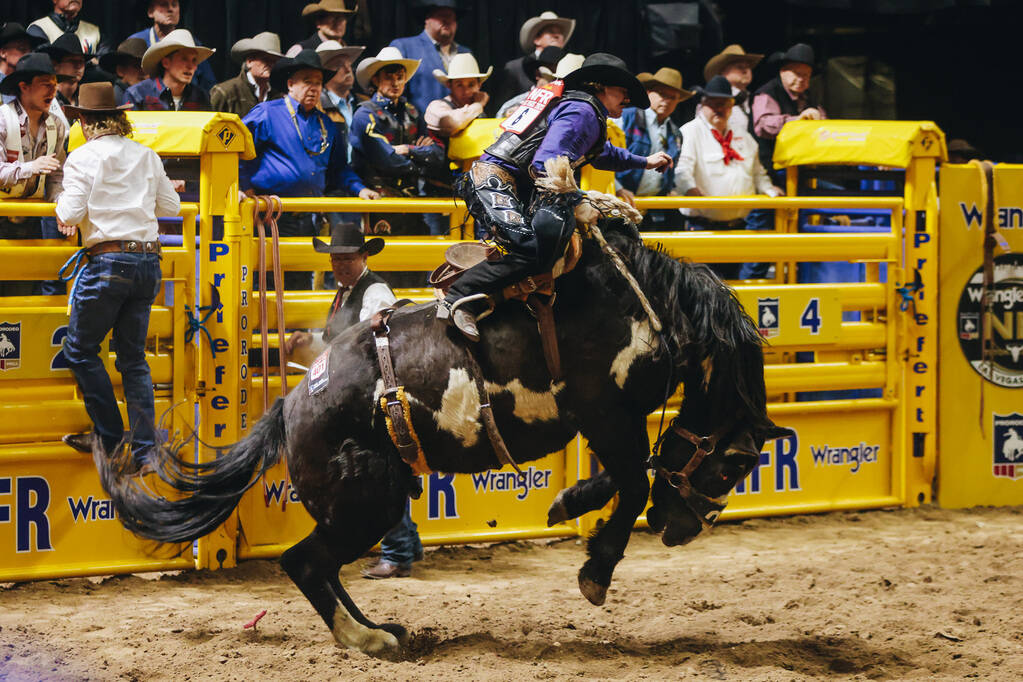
[956,253,1023,388]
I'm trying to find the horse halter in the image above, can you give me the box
[649,419,734,531]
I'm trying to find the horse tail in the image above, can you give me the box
[97,397,288,545]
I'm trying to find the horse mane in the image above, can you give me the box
[588,222,769,426]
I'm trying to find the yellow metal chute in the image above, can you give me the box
[774,120,947,169]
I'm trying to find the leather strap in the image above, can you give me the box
[372,307,426,469]
[460,342,525,478]
[502,273,553,300]
[87,240,161,256]
[528,294,562,381]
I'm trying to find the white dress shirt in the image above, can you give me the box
[56,135,180,248]
[337,266,397,323]
[674,111,773,222]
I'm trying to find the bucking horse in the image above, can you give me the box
[96,162,786,660]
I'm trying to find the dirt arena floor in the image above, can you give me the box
[1,505,1021,681]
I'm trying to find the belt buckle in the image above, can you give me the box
[127,240,139,253]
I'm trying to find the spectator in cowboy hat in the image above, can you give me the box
[315,40,365,147]
[425,53,491,141]
[126,1,217,92]
[38,32,87,107]
[288,0,357,56]
[1,23,46,93]
[210,32,284,118]
[704,44,763,132]
[613,67,693,230]
[752,43,825,171]
[125,28,213,111]
[495,46,562,118]
[28,0,106,57]
[55,81,179,468]
[240,49,377,289]
[496,11,575,112]
[675,75,783,279]
[388,0,473,117]
[99,38,146,105]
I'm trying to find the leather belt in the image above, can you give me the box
[87,240,161,256]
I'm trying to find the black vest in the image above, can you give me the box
[322,270,390,342]
[485,90,608,177]
[298,34,323,51]
[753,77,819,170]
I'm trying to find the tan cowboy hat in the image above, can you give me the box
[637,67,694,100]
[355,46,420,90]
[301,0,357,18]
[703,44,763,82]
[64,82,133,115]
[538,52,584,81]
[230,32,283,64]
[432,53,492,85]
[141,29,215,74]
[519,11,576,54]
[315,39,365,68]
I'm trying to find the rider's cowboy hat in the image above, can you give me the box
[315,39,364,68]
[301,0,358,18]
[519,11,575,54]
[0,22,46,50]
[433,53,491,86]
[692,75,735,100]
[313,222,384,256]
[637,67,694,100]
[38,31,88,59]
[355,46,419,90]
[538,52,584,81]
[269,49,335,93]
[703,44,763,82]
[141,29,214,74]
[64,81,133,115]
[0,53,73,96]
[562,52,649,110]
[230,32,283,64]
[99,38,146,74]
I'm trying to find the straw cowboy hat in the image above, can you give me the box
[703,44,763,82]
[315,39,365,68]
[141,29,214,74]
[312,222,384,255]
[432,53,492,86]
[64,82,132,115]
[230,32,283,64]
[539,52,584,81]
[562,53,649,109]
[99,37,146,73]
[0,52,73,96]
[519,11,576,53]
[355,46,419,90]
[269,49,335,93]
[301,0,357,18]
[637,67,694,100]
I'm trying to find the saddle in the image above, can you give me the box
[427,233,584,381]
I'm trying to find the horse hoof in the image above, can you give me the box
[547,492,570,526]
[379,622,410,649]
[578,576,608,606]
[360,625,407,661]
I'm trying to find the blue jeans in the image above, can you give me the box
[380,502,422,567]
[63,252,161,456]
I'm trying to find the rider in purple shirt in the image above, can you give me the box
[439,54,673,340]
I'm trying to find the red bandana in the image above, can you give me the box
[711,128,743,165]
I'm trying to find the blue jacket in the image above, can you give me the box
[240,96,366,197]
[614,106,681,196]
[388,31,471,117]
[350,92,447,190]
[128,28,218,93]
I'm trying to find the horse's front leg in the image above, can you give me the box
[576,418,650,605]
[546,470,617,526]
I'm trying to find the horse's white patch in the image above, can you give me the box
[610,318,659,388]
[435,368,482,447]
[331,607,400,656]
[485,379,563,423]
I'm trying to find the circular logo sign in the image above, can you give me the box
[957,253,1023,388]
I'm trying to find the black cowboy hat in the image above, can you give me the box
[772,43,815,68]
[0,22,46,49]
[562,52,649,110]
[99,37,146,73]
[0,52,73,96]
[79,63,117,85]
[37,31,87,59]
[412,0,469,22]
[692,75,734,100]
[269,49,336,93]
[522,45,562,81]
[133,0,191,20]
[313,222,384,255]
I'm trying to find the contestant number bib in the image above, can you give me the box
[501,81,565,135]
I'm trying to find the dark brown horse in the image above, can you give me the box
[97,220,784,659]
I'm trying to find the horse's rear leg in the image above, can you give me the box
[281,524,406,659]
[547,470,617,526]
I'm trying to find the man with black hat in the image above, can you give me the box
[28,0,106,56]
[613,67,692,229]
[288,0,357,56]
[388,0,473,117]
[240,49,377,290]
[752,43,825,171]
[210,32,284,118]
[438,53,673,340]
[0,23,45,93]
[125,28,213,111]
[704,44,763,132]
[0,52,70,296]
[126,0,217,93]
[99,38,146,105]
[496,11,575,113]
[54,81,179,467]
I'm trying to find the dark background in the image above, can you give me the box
[2,0,1017,159]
